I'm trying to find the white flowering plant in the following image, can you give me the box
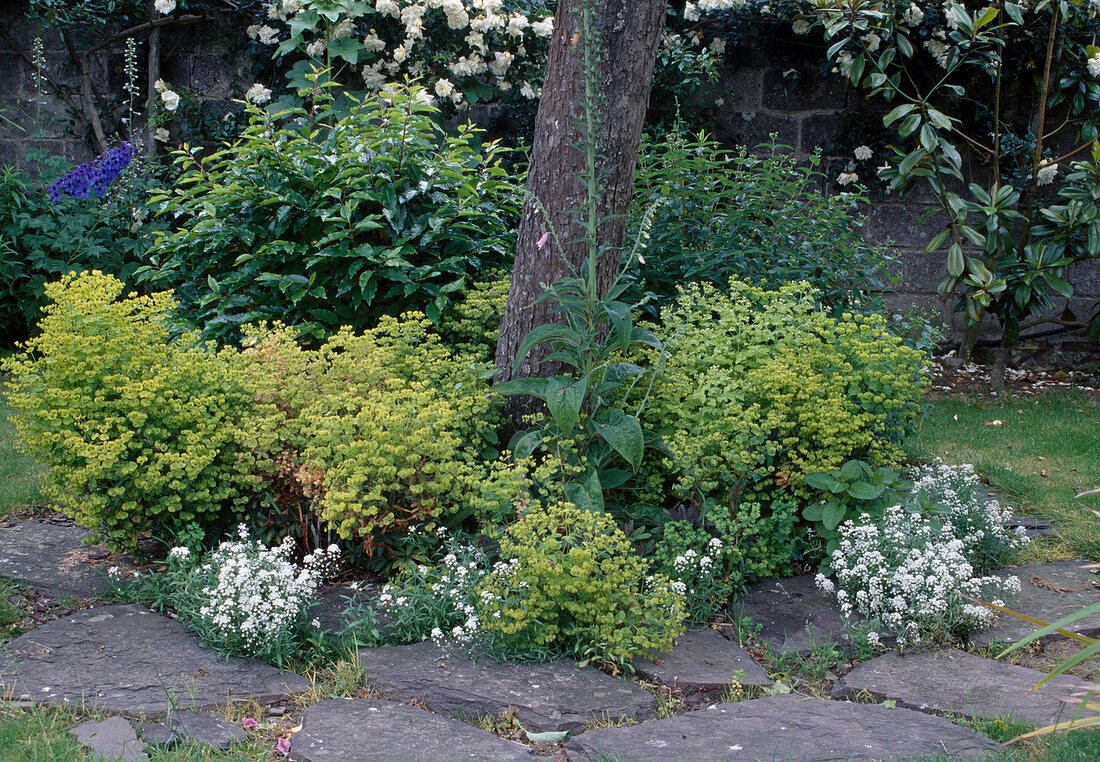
[653,520,733,623]
[804,0,1100,371]
[373,528,493,646]
[163,525,341,665]
[816,461,1030,647]
[907,461,1030,570]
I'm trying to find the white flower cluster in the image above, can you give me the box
[907,461,1030,568]
[821,504,1021,646]
[379,533,492,646]
[671,537,723,596]
[186,526,339,653]
[256,0,552,106]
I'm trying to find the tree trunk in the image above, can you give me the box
[494,0,666,382]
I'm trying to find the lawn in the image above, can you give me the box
[0,382,43,517]
[913,391,1100,563]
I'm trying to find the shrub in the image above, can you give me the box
[140,83,519,343]
[647,280,925,498]
[634,280,923,586]
[476,501,686,666]
[434,273,510,361]
[0,154,164,349]
[627,127,892,321]
[2,272,252,550]
[235,314,517,563]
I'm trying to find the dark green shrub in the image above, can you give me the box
[2,272,252,550]
[140,83,520,343]
[0,158,164,349]
[627,125,892,321]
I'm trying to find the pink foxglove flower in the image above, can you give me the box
[536,233,549,249]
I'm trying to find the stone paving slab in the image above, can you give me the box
[356,640,656,733]
[633,628,772,695]
[0,518,117,600]
[728,574,860,655]
[566,694,1001,761]
[70,716,148,762]
[832,648,1100,727]
[289,698,533,761]
[0,604,309,716]
[970,561,1100,648]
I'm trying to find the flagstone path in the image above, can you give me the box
[0,519,1097,761]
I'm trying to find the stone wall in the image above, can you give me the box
[1,13,1097,360]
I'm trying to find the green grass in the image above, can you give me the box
[0,384,43,517]
[913,391,1100,562]
[0,706,279,761]
[928,725,1100,761]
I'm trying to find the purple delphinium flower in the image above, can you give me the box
[47,142,138,203]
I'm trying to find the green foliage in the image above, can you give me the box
[434,272,510,361]
[495,3,666,518]
[811,0,1100,350]
[628,127,891,322]
[803,459,911,571]
[140,82,519,343]
[476,500,686,666]
[0,159,164,348]
[647,280,925,499]
[2,272,253,550]
[652,521,733,623]
[236,315,516,564]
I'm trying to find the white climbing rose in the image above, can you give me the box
[154,0,176,14]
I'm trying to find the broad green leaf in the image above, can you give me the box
[512,323,584,372]
[545,377,585,434]
[883,103,917,127]
[592,410,644,471]
[848,481,884,500]
[822,501,848,531]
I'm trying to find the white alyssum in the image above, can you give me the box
[820,488,1025,647]
[180,526,339,655]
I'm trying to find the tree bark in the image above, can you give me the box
[494,0,666,382]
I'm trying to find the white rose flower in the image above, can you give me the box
[160,89,180,111]
[1036,162,1058,186]
[1088,53,1100,78]
[434,78,455,98]
[154,0,176,14]
[854,145,873,160]
[837,171,859,186]
[531,17,553,37]
[792,19,810,35]
[258,25,279,45]
[246,83,272,105]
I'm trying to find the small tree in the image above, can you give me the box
[810,0,1100,386]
